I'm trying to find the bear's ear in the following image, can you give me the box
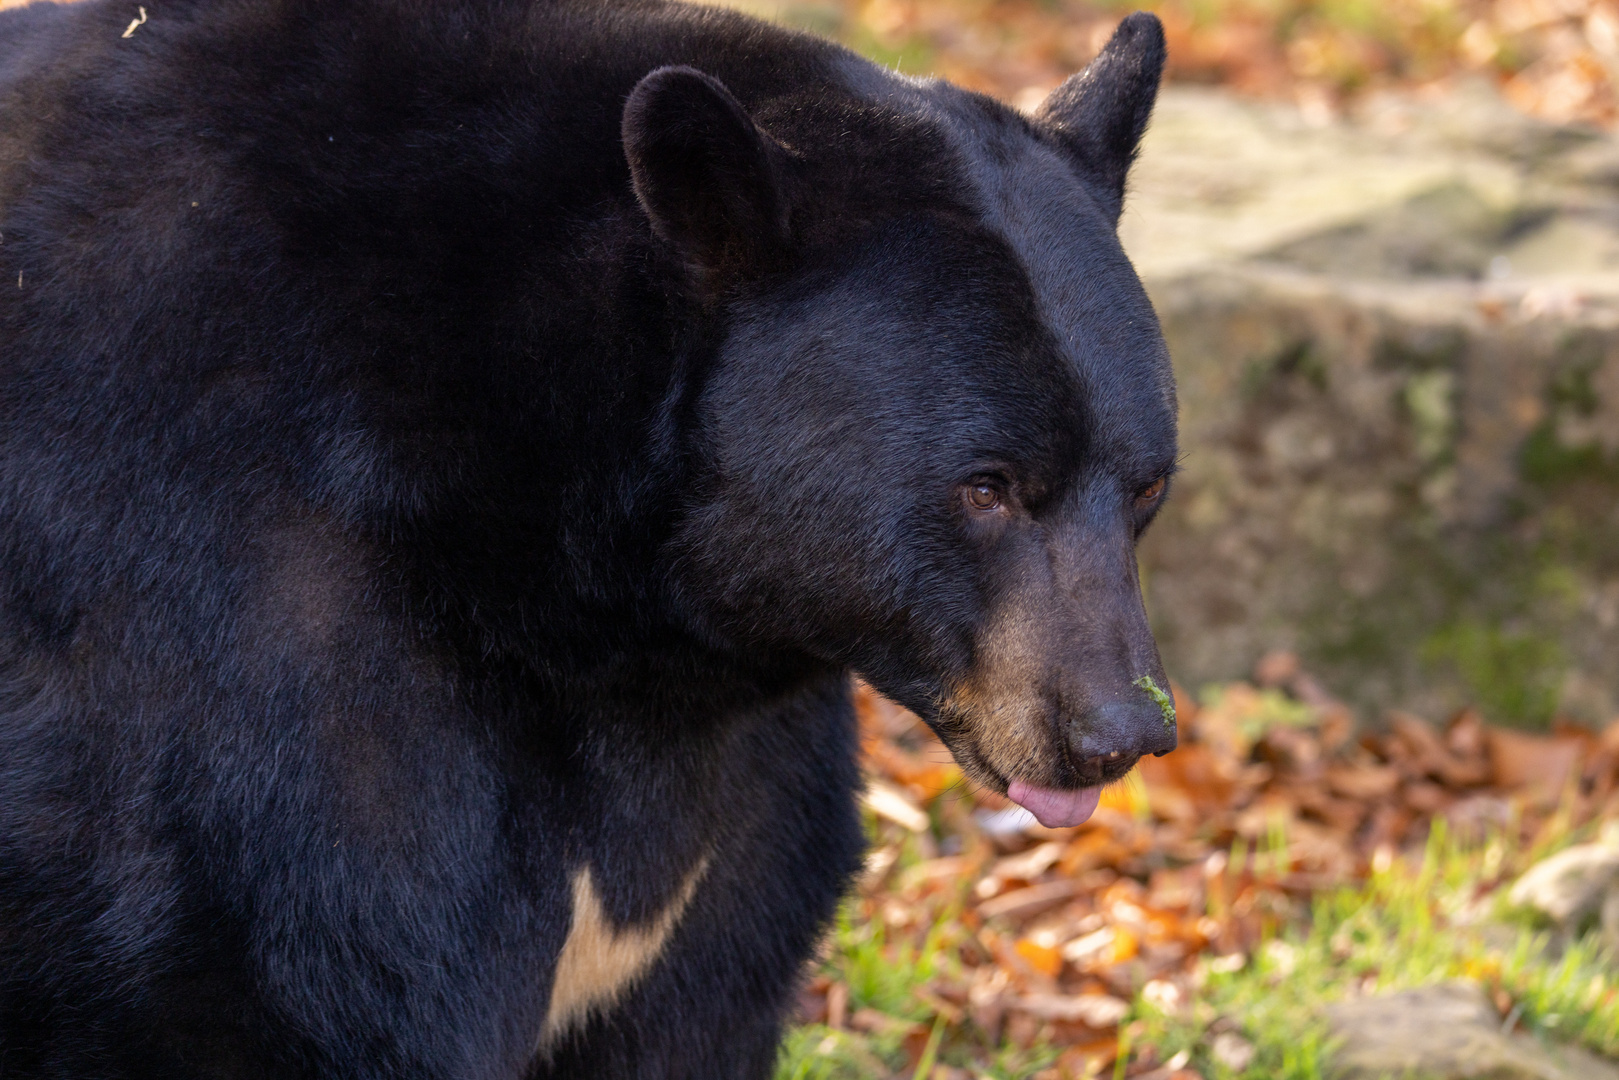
[623,66,794,277]
[1034,12,1165,224]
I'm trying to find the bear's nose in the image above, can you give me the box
[1071,698,1177,762]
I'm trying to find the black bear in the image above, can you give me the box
[0,0,1178,1074]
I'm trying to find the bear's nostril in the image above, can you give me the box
[1074,699,1177,763]
[1073,751,1141,787]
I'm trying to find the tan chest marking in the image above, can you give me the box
[539,858,708,1048]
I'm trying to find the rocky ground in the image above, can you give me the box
[1328,981,1619,1080]
[1125,81,1619,727]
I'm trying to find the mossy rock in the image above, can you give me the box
[1123,88,1619,725]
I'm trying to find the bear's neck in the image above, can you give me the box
[366,213,828,722]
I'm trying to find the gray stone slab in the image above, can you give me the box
[1117,85,1619,723]
[1327,982,1619,1080]
[1509,841,1619,925]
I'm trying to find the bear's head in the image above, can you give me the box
[630,15,1177,828]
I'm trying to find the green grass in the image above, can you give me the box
[1132,821,1619,1080]
[779,816,1619,1079]
[774,890,1063,1078]
[776,1026,897,1080]
[774,827,1060,1079]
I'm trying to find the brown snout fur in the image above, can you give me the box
[937,517,1176,794]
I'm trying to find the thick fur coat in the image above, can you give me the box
[0,0,1178,1075]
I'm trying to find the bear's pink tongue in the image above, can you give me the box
[1005,781,1102,829]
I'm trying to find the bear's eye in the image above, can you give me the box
[965,483,1001,512]
[1134,476,1167,509]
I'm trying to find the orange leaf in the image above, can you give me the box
[1056,1038,1119,1076]
[1105,924,1140,964]
[1015,937,1063,978]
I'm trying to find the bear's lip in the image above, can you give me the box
[1005,781,1102,829]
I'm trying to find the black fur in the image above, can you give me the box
[0,1,1175,1076]
[1036,11,1166,223]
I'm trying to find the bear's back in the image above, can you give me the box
[0,0,896,656]
[0,7,889,1070]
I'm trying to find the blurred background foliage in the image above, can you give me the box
[731,0,1619,127]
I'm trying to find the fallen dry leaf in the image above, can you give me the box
[830,653,1619,1069]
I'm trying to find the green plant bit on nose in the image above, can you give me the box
[1133,675,1176,729]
